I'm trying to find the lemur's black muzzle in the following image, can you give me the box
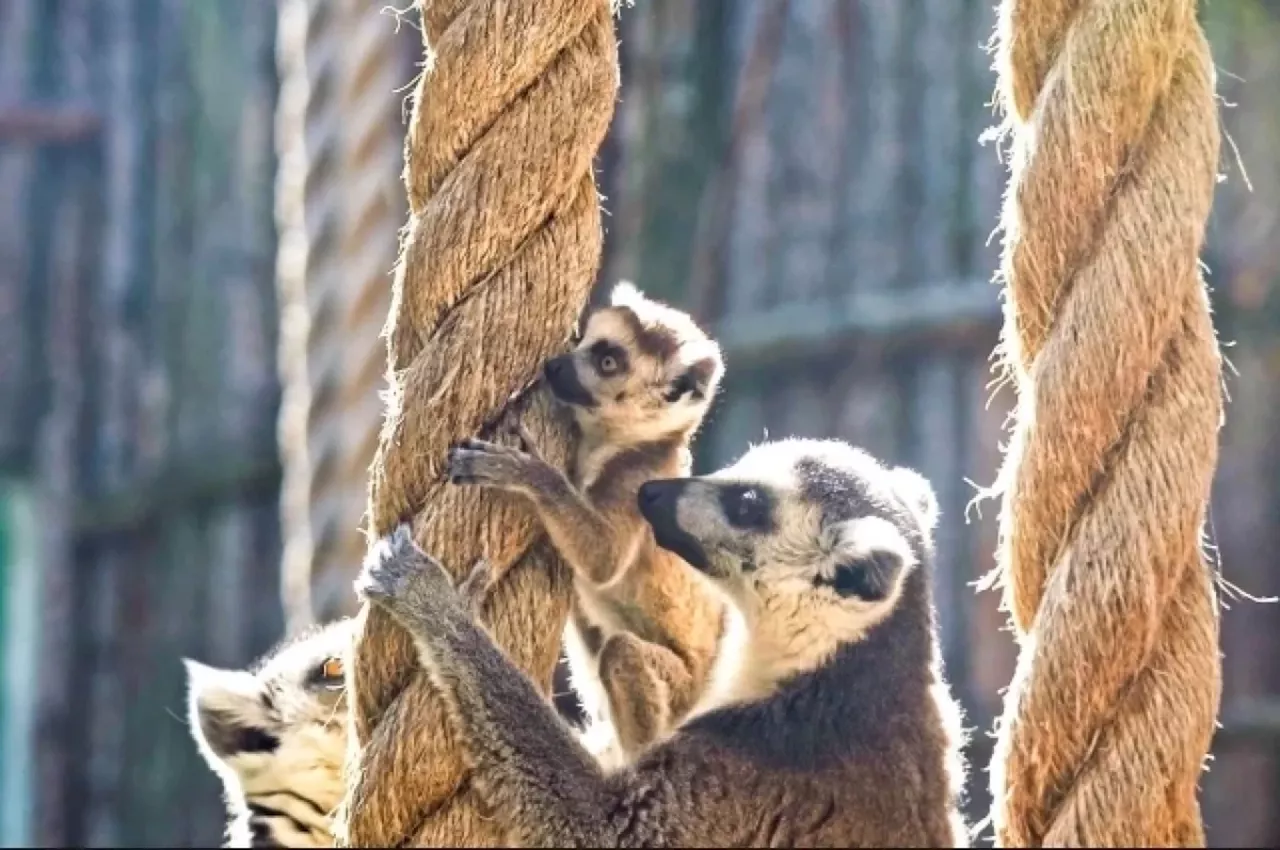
[543,355,597,408]
[638,479,711,574]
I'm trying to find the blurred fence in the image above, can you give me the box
[0,1,1278,847]
[1,1,283,844]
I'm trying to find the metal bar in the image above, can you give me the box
[714,279,1000,368]
[0,104,101,144]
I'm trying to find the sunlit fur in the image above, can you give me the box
[649,438,968,844]
[540,281,728,762]
[360,437,968,846]
[659,438,940,709]
[185,620,351,848]
[565,281,723,457]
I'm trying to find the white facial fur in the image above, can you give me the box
[185,620,352,847]
[667,439,938,710]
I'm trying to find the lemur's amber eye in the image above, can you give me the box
[598,354,618,375]
[321,657,343,680]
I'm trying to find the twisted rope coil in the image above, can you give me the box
[335,0,618,846]
[988,1,1223,846]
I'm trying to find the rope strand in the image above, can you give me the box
[335,1,618,845]
[989,1,1223,845]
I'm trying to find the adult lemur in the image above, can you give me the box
[364,438,969,846]
[186,621,351,847]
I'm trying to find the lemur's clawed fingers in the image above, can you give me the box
[448,437,534,490]
[355,523,450,618]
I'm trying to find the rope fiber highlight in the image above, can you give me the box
[988,0,1224,845]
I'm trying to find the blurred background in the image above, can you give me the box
[0,0,1277,846]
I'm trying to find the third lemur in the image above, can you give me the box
[364,438,969,847]
[446,281,729,764]
[186,620,352,847]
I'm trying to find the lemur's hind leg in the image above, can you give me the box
[598,633,696,758]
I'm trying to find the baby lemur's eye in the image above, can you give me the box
[590,341,626,376]
[722,485,771,531]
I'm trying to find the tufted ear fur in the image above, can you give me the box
[664,355,722,404]
[184,659,278,764]
[887,466,939,531]
[609,279,644,309]
[827,515,915,602]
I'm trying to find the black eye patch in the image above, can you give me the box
[589,340,628,375]
[719,485,775,532]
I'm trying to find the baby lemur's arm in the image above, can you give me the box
[356,526,622,848]
[448,437,648,586]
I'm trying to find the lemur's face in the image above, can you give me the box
[637,438,938,642]
[542,282,723,443]
[185,619,351,803]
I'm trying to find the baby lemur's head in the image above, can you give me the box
[185,619,351,845]
[543,282,723,444]
[637,438,938,680]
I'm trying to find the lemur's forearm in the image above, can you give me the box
[400,598,618,848]
[448,440,637,586]
[361,530,617,846]
[523,474,638,586]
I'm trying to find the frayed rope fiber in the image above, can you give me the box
[334,0,618,845]
[987,0,1224,846]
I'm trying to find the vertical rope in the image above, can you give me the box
[336,1,619,845]
[276,0,411,631]
[988,1,1223,845]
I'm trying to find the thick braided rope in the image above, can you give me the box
[988,1,1223,846]
[335,1,618,846]
[276,0,406,630]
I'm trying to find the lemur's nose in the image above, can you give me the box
[638,482,665,510]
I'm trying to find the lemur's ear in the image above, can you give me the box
[830,552,900,601]
[609,280,646,309]
[888,466,939,531]
[184,659,278,763]
[825,515,916,602]
[664,355,721,403]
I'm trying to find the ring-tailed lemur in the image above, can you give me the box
[362,438,970,847]
[447,281,729,765]
[185,620,350,847]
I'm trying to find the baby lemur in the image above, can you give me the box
[447,281,728,763]
[186,620,351,848]
[362,438,969,847]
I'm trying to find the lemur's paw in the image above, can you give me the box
[447,438,535,490]
[355,523,444,612]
